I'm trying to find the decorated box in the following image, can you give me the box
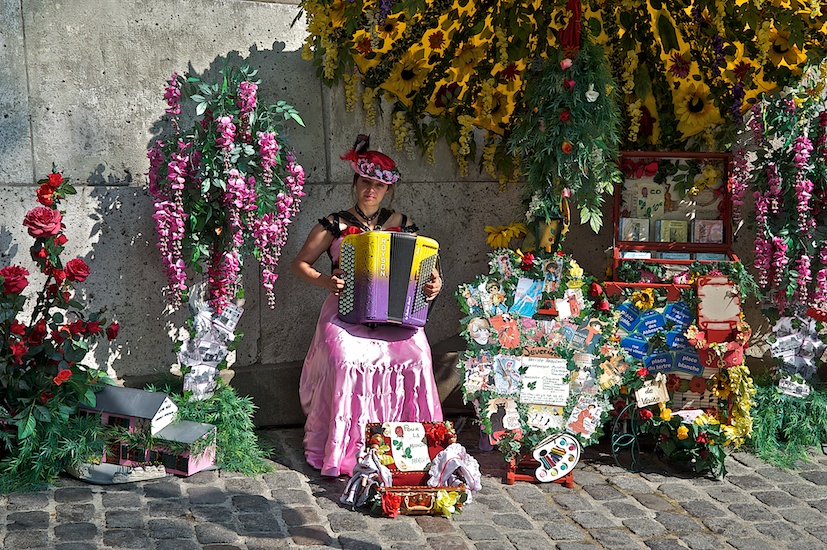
[364,422,475,517]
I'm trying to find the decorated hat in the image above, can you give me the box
[341,134,401,185]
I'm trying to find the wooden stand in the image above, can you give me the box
[505,453,575,488]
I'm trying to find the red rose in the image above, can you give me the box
[10,341,28,364]
[50,268,66,284]
[519,252,535,271]
[27,320,48,346]
[32,246,48,260]
[637,367,649,378]
[23,206,63,238]
[53,369,73,386]
[10,320,26,336]
[559,109,571,122]
[0,265,30,294]
[52,329,67,345]
[589,282,603,297]
[39,392,54,404]
[381,492,402,518]
[106,321,120,340]
[65,258,90,283]
[564,79,576,91]
[36,184,55,206]
[67,320,86,336]
[598,300,611,311]
[54,234,68,246]
[696,432,709,444]
[86,321,102,334]
[47,172,64,189]
[639,409,653,420]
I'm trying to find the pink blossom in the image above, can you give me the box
[560,58,573,70]
[164,73,181,117]
[216,116,236,151]
[238,81,258,113]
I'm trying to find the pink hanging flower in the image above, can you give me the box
[164,73,181,117]
[238,81,258,113]
[216,116,236,151]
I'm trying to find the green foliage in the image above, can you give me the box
[164,383,273,475]
[747,383,827,469]
[0,414,109,493]
[508,35,622,234]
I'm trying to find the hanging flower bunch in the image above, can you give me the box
[147,61,306,312]
[507,35,622,234]
[593,0,827,150]
[733,66,827,315]
[0,169,119,488]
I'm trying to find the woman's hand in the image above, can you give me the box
[327,268,346,296]
[423,269,442,301]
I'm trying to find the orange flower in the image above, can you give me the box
[689,376,707,394]
[562,141,573,154]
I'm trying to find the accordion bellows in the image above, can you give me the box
[338,231,439,328]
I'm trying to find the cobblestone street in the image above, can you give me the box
[3,424,827,549]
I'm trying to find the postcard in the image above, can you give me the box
[620,217,650,241]
[693,219,724,244]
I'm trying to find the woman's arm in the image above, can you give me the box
[290,223,345,295]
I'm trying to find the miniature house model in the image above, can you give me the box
[79,385,216,476]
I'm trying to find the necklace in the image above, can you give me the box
[355,204,380,222]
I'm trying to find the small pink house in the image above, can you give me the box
[79,385,216,476]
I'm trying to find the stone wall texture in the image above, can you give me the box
[0,0,767,425]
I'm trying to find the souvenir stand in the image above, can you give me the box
[603,151,753,476]
[456,248,616,488]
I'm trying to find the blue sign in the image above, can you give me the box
[674,350,703,376]
[638,310,666,338]
[645,352,675,373]
[666,330,690,350]
[616,302,641,333]
[664,301,695,328]
[621,334,649,359]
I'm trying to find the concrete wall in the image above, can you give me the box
[0,0,768,425]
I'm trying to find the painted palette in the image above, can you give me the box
[532,433,581,482]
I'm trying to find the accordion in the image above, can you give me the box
[338,231,439,328]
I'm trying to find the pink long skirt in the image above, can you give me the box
[299,295,443,477]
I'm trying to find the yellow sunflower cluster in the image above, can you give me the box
[484,222,528,249]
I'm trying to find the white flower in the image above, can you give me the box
[585,83,600,103]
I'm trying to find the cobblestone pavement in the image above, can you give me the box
[3,422,827,549]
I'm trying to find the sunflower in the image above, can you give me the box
[631,288,655,310]
[673,82,724,138]
[383,50,428,98]
[767,29,805,66]
[377,16,403,43]
[485,222,527,249]
[454,43,486,78]
[474,89,511,131]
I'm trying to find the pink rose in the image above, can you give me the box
[560,58,573,70]
[65,258,90,282]
[23,206,63,238]
[0,265,29,294]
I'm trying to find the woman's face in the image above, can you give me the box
[355,176,388,208]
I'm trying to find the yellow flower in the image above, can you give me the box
[383,50,428,99]
[673,82,724,138]
[454,43,486,78]
[568,260,584,279]
[767,29,805,66]
[434,490,459,518]
[676,425,689,440]
[484,222,526,249]
[631,288,655,310]
[660,408,673,421]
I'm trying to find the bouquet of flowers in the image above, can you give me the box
[148,60,306,313]
[0,169,119,489]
